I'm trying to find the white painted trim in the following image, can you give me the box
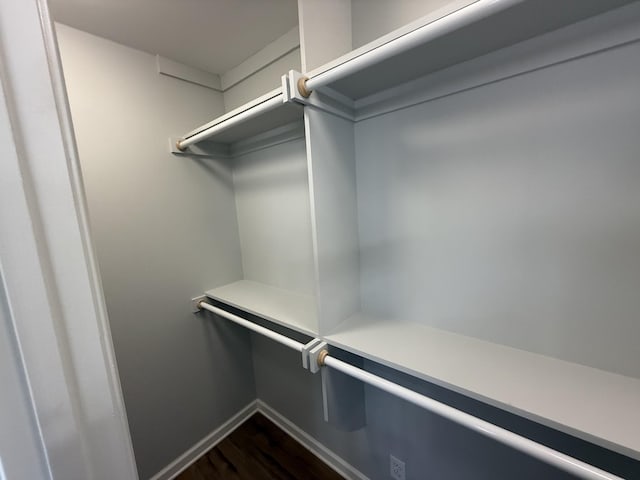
[146,398,369,480]
[0,0,139,478]
[256,401,370,480]
[304,89,355,122]
[149,401,258,480]
[156,56,222,91]
[156,27,299,93]
[221,27,300,91]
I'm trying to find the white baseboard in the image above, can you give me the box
[149,400,258,480]
[148,399,369,480]
[256,400,370,480]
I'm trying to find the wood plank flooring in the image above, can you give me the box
[175,413,345,480]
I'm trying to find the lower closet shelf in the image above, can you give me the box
[205,280,317,336]
[323,313,640,461]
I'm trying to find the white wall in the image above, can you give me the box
[355,35,640,379]
[233,137,316,296]
[56,24,256,479]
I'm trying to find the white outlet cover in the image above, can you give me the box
[390,454,405,480]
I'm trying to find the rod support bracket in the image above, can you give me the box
[169,137,230,159]
[308,341,328,374]
[191,295,207,313]
[301,338,324,371]
[284,70,312,105]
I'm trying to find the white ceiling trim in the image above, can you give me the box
[156,56,222,91]
[221,27,300,91]
[156,27,300,93]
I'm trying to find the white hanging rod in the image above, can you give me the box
[176,93,284,151]
[320,355,623,480]
[197,300,622,479]
[197,300,305,352]
[298,0,523,97]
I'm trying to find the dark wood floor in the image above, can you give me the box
[175,413,345,480]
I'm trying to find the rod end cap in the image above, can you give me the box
[176,139,188,152]
[297,76,311,98]
[317,349,329,367]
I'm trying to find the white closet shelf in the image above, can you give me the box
[305,0,634,101]
[177,88,303,149]
[324,313,640,461]
[205,280,317,336]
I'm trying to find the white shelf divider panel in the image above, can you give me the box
[205,280,317,336]
[324,313,640,461]
[304,0,635,101]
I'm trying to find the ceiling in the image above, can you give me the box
[48,0,299,74]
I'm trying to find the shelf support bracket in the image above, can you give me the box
[191,295,207,313]
[284,70,312,106]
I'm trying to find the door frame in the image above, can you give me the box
[0,0,138,478]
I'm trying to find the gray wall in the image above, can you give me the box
[223,49,301,111]
[56,24,256,479]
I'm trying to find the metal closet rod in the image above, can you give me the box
[197,300,622,480]
[298,0,523,96]
[198,301,304,352]
[176,93,284,151]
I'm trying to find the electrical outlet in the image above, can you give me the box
[390,454,405,480]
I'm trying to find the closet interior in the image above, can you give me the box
[52,0,640,478]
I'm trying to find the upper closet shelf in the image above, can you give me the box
[299,0,635,102]
[173,87,303,153]
[324,313,640,461]
[205,280,317,337]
